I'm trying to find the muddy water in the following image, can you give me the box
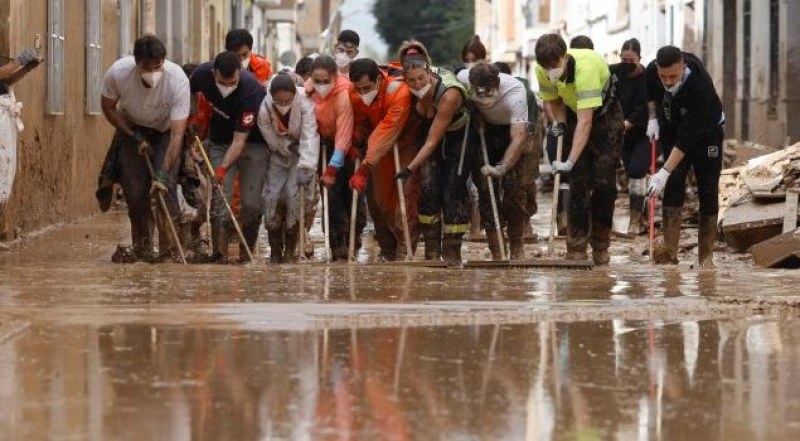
[2,212,800,440]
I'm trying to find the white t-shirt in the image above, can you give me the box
[101,57,190,132]
[457,69,528,126]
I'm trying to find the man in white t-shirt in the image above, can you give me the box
[98,35,190,262]
[457,62,536,260]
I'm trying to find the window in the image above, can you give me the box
[118,0,132,58]
[86,0,102,115]
[47,0,65,115]
[768,0,779,119]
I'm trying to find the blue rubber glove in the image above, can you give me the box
[329,149,345,169]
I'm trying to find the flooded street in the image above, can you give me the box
[2,210,800,440]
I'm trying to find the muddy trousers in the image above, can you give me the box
[207,140,268,260]
[323,144,366,261]
[418,127,471,261]
[566,104,624,257]
[471,123,536,259]
[114,128,179,256]
[262,152,314,263]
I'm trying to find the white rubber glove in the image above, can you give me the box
[646,118,660,140]
[552,159,575,174]
[481,164,506,178]
[648,168,670,197]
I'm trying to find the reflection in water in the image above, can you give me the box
[1,319,799,440]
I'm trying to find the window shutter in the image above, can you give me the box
[86,0,103,115]
[47,0,65,115]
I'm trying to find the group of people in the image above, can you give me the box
[96,27,724,268]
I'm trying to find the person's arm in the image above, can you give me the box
[298,97,320,171]
[163,75,191,171]
[0,60,23,79]
[333,89,354,156]
[101,96,135,136]
[362,87,412,166]
[221,131,249,170]
[3,61,40,86]
[164,118,187,171]
[662,146,685,172]
[565,108,594,164]
[498,122,528,169]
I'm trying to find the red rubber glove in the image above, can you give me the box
[215,165,227,184]
[349,162,371,193]
[320,165,338,188]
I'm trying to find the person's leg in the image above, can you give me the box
[235,142,268,261]
[655,144,691,264]
[477,123,509,260]
[327,148,352,261]
[418,147,443,260]
[693,132,724,267]
[441,129,470,264]
[115,130,154,260]
[587,106,623,264]
[207,140,235,260]
[263,156,291,263]
[366,180,398,261]
[502,135,536,260]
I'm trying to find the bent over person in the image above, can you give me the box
[100,35,189,262]
[534,33,624,265]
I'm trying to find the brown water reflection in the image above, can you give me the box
[1,318,798,440]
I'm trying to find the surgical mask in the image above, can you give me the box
[141,71,163,88]
[241,57,251,70]
[335,52,352,68]
[465,62,475,69]
[274,103,292,116]
[547,67,564,83]
[474,93,498,106]
[314,83,333,97]
[217,83,238,98]
[665,81,682,95]
[360,89,378,106]
[411,83,432,99]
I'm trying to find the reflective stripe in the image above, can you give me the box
[539,84,557,94]
[443,224,468,234]
[576,89,602,101]
[418,214,441,224]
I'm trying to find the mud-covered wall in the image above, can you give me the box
[0,0,118,240]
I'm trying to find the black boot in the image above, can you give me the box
[486,229,504,261]
[239,223,259,263]
[267,228,284,264]
[422,223,442,261]
[441,233,463,265]
[284,225,300,263]
[211,220,231,263]
[557,188,570,236]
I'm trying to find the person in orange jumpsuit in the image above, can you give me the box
[307,55,360,261]
[347,58,420,261]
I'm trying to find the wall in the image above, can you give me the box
[0,0,119,241]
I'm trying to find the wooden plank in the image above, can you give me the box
[783,189,799,233]
[752,228,800,268]
[463,259,594,269]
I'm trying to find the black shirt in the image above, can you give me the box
[190,62,265,145]
[645,53,723,153]
[610,63,648,134]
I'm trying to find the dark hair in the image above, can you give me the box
[461,35,487,62]
[225,29,254,51]
[656,45,683,67]
[295,56,315,77]
[133,35,167,64]
[468,62,501,90]
[349,58,380,83]
[337,29,360,47]
[311,55,338,76]
[493,61,512,75]
[569,35,594,50]
[399,40,431,70]
[621,38,641,57]
[269,73,297,95]
[181,63,198,78]
[535,34,567,67]
[213,51,241,78]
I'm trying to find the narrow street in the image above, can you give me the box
[2,204,800,440]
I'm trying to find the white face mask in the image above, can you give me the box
[412,83,432,99]
[141,71,163,88]
[241,57,251,70]
[360,89,379,106]
[217,83,238,98]
[547,67,564,83]
[274,103,292,116]
[665,81,682,95]
[335,52,352,69]
[465,62,475,69]
[474,93,498,107]
[314,83,333,97]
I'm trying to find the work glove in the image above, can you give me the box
[552,158,574,174]
[646,118,660,141]
[296,167,315,187]
[16,47,39,67]
[320,165,338,188]
[349,163,371,193]
[329,149,345,169]
[150,169,169,196]
[394,167,412,181]
[648,168,670,197]
[132,131,152,156]
[481,163,507,178]
[214,165,227,184]
[548,122,567,138]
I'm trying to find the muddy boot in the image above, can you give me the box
[653,207,682,265]
[268,228,285,264]
[422,223,442,261]
[628,195,646,235]
[509,238,525,260]
[556,188,570,236]
[239,224,259,263]
[441,234,463,265]
[284,225,299,263]
[698,214,718,268]
[486,229,504,261]
[211,220,231,263]
[565,226,589,262]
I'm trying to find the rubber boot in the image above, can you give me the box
[211,220,230,263]
[698,214,718,268]
[628,194,646,235]
[422,223,442,261]
[239,223,259,263]
[486,229,504,261]
[556,188,570,236]
[441,234,463,265]
[654,207,682,265]
[507,221,526,260]
[268,228,284,264]
[284,225,300,264]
